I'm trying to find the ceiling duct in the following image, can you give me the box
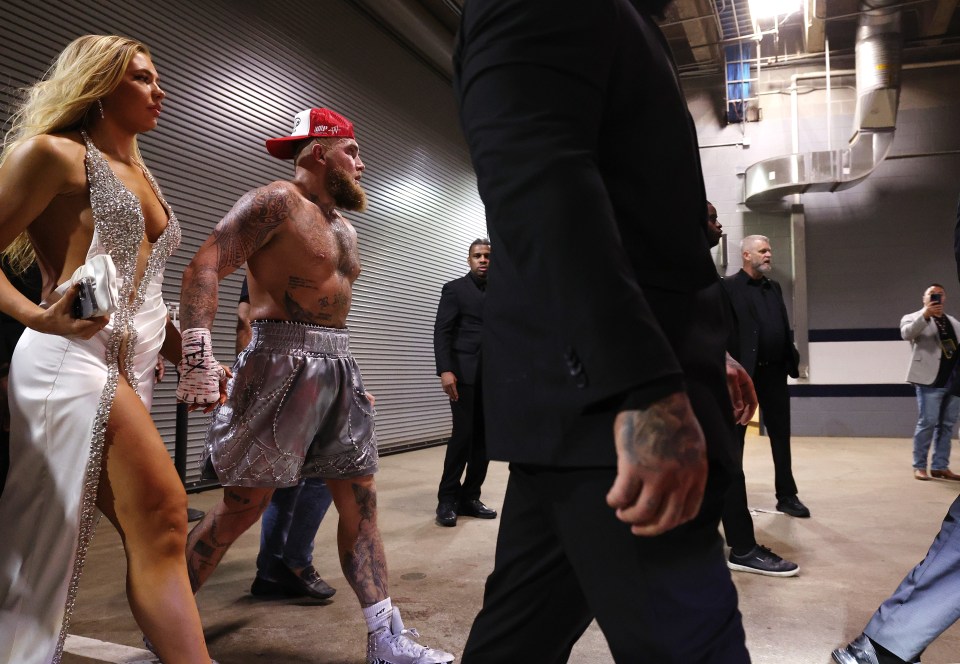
[743,0,902,204]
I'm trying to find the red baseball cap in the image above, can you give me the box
[265,108,356,160]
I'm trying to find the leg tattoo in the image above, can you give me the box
[187,489,272,593]
[340,482,388,605]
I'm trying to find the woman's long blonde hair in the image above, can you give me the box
[1,35,150,273]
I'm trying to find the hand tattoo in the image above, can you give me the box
[615,392,703,468]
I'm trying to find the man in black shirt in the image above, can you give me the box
[708,207,799,576]
[723,235,808,518]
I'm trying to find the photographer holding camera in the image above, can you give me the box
[901,284,960,481]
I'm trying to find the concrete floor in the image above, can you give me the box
[62,435,960,664]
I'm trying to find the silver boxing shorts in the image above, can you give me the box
[203,320,378,487]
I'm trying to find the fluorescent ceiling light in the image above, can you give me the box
[748,0,801,20]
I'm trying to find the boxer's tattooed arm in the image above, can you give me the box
[340,483,388,605]
[213,186,291,271]
[181,184,292,329]
[181,261,220,330]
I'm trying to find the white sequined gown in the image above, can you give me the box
[0,132,180,664]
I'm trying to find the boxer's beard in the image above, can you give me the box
[327,166,367,212]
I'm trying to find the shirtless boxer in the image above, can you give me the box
[177,107,454,664]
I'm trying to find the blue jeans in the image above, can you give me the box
[913,385,960,471]
[256,477,333,576]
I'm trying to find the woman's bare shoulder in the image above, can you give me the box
[7,133,87,188]
[23,132,85,162]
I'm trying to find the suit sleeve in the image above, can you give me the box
[901,312,927,341]
[720,278,741,358]
[433,282,459,376]
[773,281,801,377]
[456,0,683,406]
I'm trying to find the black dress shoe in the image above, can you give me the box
[776,495,811,518]
[277,564,336,600]
[436,502,458,527]
[251,565,336,600]
[250,574,290,597]
[459,499,497,519]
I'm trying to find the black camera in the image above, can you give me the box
[931,292,943,304]
[72,277,100,319]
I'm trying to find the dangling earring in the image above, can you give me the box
[96,99,104,119]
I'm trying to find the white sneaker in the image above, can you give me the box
[367,608,455,664]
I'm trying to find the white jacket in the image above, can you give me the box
[901,308,960,385]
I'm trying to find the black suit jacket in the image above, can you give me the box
[722,270,800,378]
[434,273,485,385]
[455,0,721,466]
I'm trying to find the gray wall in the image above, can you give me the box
[690,62,960,436]
[0,0,484,484]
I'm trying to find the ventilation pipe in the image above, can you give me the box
[743,0,902,204]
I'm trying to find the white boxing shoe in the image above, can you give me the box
[366,608,455,664]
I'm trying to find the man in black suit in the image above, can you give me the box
[454,1,749,661]
[707,205,799,577]
[723,235,808,518]
[433,238,496,527]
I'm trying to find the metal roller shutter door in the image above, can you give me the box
[0,0,485,487]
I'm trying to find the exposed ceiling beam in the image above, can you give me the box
[678,0,723,63]
[919,0,959,36]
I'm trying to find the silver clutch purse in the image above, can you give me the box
[68,254,119,319]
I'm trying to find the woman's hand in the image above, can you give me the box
[32,283,108,339]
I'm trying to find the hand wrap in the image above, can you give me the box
[176,328,225,405]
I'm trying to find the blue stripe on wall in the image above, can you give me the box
[808,328,902,342]
[788,384,914,398]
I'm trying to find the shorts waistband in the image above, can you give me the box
[250,320,350,355]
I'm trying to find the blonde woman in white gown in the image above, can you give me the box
[0,35,215,664]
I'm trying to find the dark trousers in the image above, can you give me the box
[720,436,756,552]
[256,477,332,573]
[461,466,748,664]
[736,363,797,500]
[463,282,748,663]
[437,381,489,504]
